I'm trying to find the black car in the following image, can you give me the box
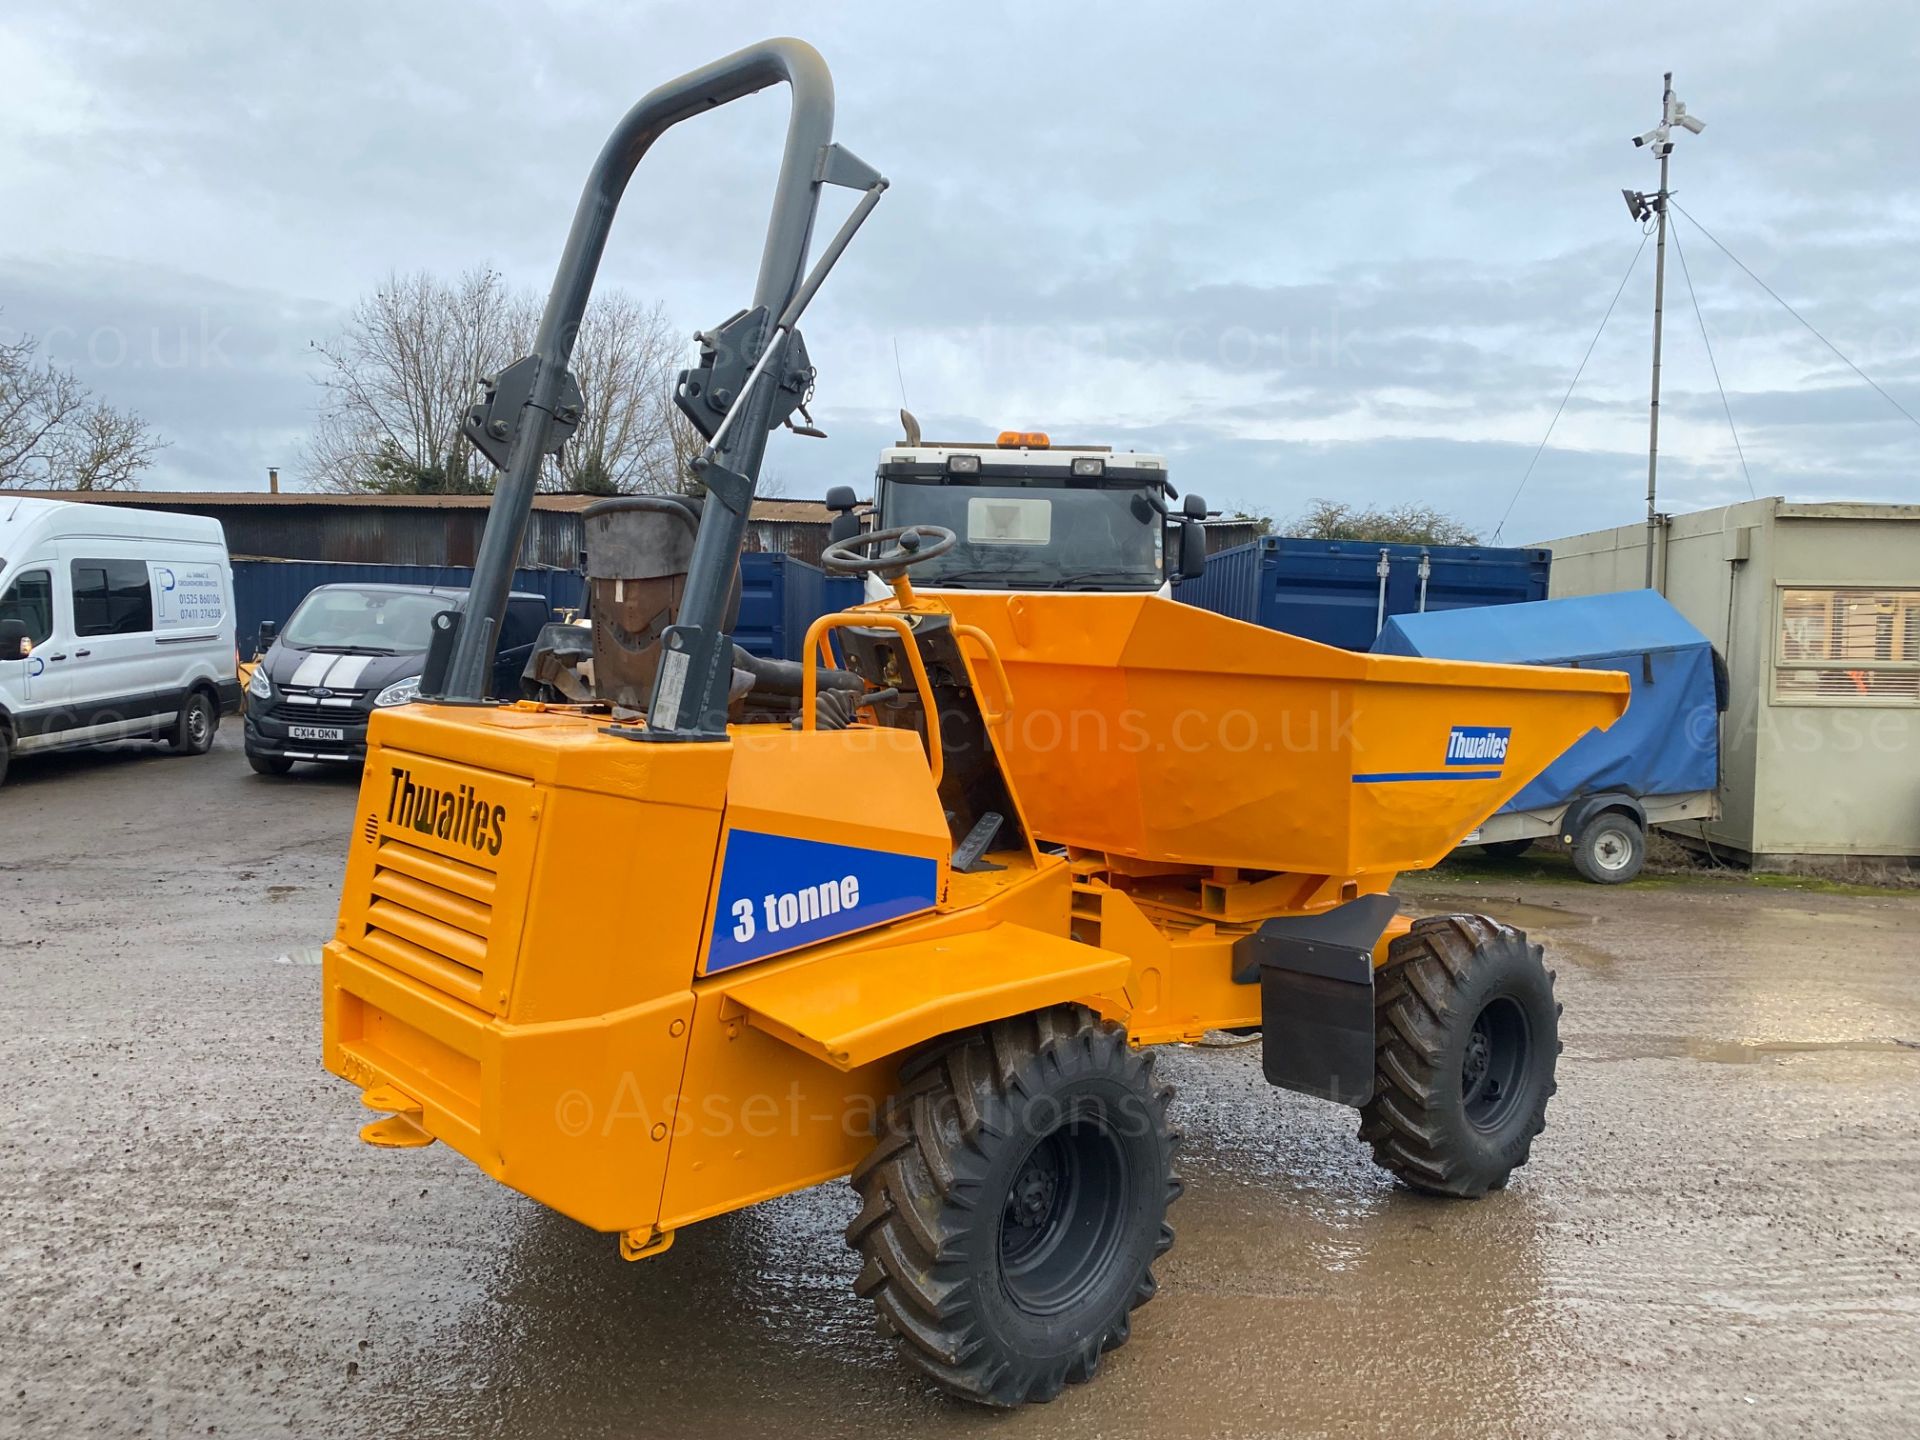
[243,584,551,775]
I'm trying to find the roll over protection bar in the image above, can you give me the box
[442,38,884,734]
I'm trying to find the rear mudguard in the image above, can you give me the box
[1232,894,1397,1108]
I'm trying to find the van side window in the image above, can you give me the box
[0,569,55,645]
[71,559,154,636]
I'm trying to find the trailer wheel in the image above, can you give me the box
[1571,811,1644,884]
[170,689,218,755]
[848,1005,1180,1408]
[1359,915,1559,1198]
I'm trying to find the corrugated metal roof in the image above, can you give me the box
[0,489,836,568]
[3,489,836,519]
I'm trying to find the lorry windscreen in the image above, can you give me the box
[883,479,1163,590]
[282,589,448,653]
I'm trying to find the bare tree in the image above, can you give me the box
[540,292,689,496]
[306,269,512,494]
[307,271,694,496]
[0,322,162,490]
[1288,498,1481,546]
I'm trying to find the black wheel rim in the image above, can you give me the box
[1461,997,1531,1133]
[997,1114,1131,1317]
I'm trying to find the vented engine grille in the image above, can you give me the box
[359,836,496,1008]
[271,699,366,727]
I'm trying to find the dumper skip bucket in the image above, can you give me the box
[939,592,1629,877]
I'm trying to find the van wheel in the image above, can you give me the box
[171,690,218,754]
[848,1006,1180,1407]
[247,749,294,777]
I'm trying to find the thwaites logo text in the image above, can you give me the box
[1445,725,1512,767]
[385,766,507,856]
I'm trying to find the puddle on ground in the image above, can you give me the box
[1582,1034,1920,1064]
[1411,894,1603,931]
[1743,906,1899,929]
[1682,1037,1919,1064]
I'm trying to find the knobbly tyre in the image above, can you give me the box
[321,38,1628,1408]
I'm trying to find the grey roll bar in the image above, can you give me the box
[442,38,881,734]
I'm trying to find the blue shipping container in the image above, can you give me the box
[232,559,585,652]
[1175,536,1550,650]
[734,552,864,661]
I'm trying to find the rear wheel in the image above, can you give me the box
[848,1006,1180,1407]
[247,748,294,776]
[1360,915,1559,1198]
[1571,811,1644,883]
[171,689,217,754]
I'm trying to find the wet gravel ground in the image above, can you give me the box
[3,735,1918,1438]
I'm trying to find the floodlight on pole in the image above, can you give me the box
[1629,71,1705,591]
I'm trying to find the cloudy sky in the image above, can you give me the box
[3,1,1916,542]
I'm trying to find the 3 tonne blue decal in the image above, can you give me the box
[1445,725,1511,768]
[707,829,939,972]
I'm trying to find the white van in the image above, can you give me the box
[0,497,239,785]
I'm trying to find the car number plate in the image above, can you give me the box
[289,725,346,742]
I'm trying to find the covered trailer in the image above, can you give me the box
[1373,590,1724,882]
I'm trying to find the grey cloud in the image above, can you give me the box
[2,0,1916,538]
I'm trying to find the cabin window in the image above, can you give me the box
[1774,587,1920,704]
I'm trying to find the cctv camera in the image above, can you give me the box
[1674,113,1706,135]
[1632,126,1666,149]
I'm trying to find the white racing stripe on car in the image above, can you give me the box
[289,653,334,687]
[325,655,372,688]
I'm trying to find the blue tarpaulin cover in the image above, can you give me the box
[1374,590,1720,813]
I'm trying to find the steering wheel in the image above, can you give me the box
[820,524,958,577]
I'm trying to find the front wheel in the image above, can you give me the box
[848,1006,1180,1407]
[247,748,294,776]
[170,690,217,754]
[1360,915,1560,1198]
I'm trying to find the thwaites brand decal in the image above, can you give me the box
[385,766,509,857]
[1351,724,1513,784]
[707,829,939,972]
[1445,725,1511,768]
